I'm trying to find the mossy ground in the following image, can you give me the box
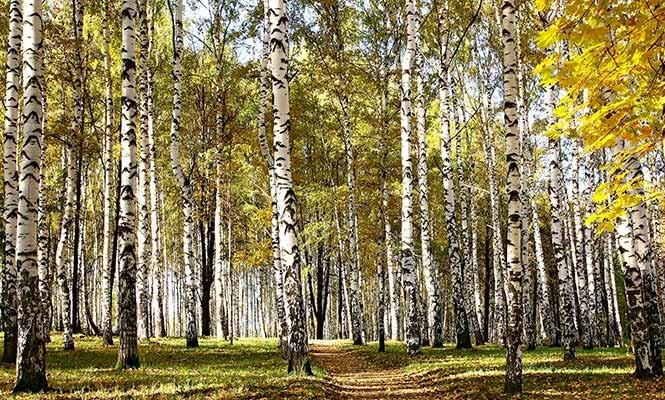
[2,336,665,399]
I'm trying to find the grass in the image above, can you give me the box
[0,334,327,399]
[346,341,665,399]
[3,335,665,399]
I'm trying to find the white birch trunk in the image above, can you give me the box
[169,0,198,348]
[55,149,76,351]
[136,0,151,341]
[415,13,443,348]
[268,0,311,373]
[502,0,523,391]
[101,0,115,347]
[400,0,421,355]
[2,0,22,364]
[14,0,48,389]
[116,0,140,369]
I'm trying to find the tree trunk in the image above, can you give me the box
[2,0,22,365]
[571,140,592,348]
[55,148,76,351]
[13,0,48,389]
[38,94,51,342]
[146,15,165,338]
[116,0,140,369]
[415,12,443,348]
[501,0,523,393]
[548,133,576,361]
[136,0,151,341]
[256,0,287,351]
[438,6,470,349]
[101,0,115,347]
[80,168,100,336]
[457,100,482,346]
[479,66,506,346]
[268,0,311,373]
[169,0,198,349]
[400,0,421,355]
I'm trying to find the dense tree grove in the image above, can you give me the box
[0,0,663,395]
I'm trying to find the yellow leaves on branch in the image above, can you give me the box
[536,0,665,230]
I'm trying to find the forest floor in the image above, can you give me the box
[2,335,665,399]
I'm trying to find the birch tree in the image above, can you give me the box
[415,8,443,348]
[268,0,311,373]
[2,0,22,364]
[400,0,421,355]
[502,0,523,392]
[169,0,198,348]
[101,0,115,347]
[136,0,152,341]
[438,3,470,349]
[548,133,576,360]
[116,0,140,369]
[55,148,76,351]
[14,0,48,391]
[257,0,287,352]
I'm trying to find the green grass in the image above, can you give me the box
[346,341,665,399]
[3,336,665,399]
[0,334,327,399]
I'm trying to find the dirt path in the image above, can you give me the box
[309,342,441,399]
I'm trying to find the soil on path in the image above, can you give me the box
[309,342,443,399]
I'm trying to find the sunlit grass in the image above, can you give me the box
[2,336,665,398]
[0,334,327,399]
[348,341,665,399]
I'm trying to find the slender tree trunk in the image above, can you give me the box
[532,198,555,344]
[479,68,506,346]
[80,169,100,336]
[457,101,482,346]
[2,0,22,365]
[257,0,287,352]
[136,0,151,341]
[342,93,365,346]
[438,8,470,349]
[502,0,523,392]
[169,0,198,349]
[146,12,165,338]
[415,11,443,348]
[214,164,226,340]
[13,0,48,390]
[268,0,311,373]
[400,0,421,355]
[101,0,115,347]
[116,0,140,369]
[56,148,76,351]
[571,140,592,348]
[38,94,51,343]
[516,21,535,351]
[548,133,576,360]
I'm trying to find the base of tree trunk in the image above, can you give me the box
[102,330,114,346]
[503,380,522,395]
[186,338,199,348]
[116,356,140,369]
[63,342,75,351]
[13,374,48,393]
[288,358,313,376]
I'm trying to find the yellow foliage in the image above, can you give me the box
[536,0,665,230]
